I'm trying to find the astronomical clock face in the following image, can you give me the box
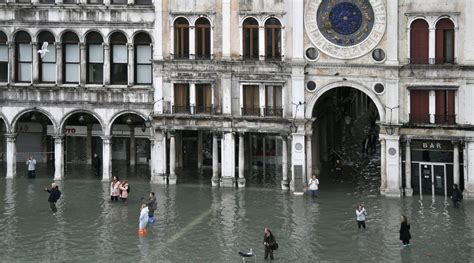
[305,0,386,59]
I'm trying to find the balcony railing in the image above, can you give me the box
[195,106,214,115]
[434,57,456,64]
[409,113,456,125]
[409,113,430,124]
[242,107,261,116]
[195,54,211,60]
[173,105,191,114]
[408,57,429,64]
[434,114,456,125]
[264,107,283,117]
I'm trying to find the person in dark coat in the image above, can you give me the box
[451,184,462,208]
[399,215,411,246]
[145,192,157,218]
[334,159,343,183]
[45,182,61,214]
[263,227,277,260]
[92,153,101,177]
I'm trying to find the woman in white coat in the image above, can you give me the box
[138,204,149,236]
[356,203,367,229]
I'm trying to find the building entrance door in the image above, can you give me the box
[419,163,447,196]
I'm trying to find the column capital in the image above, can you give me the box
[405,138,411,144]
[103,43,110,49]
[79,42,86,49]
[4,133,17,142]
[53,135,65,141]
[127,43,134,49]
[101,135,113,141]
[31,42,38,47]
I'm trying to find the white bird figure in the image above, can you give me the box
[37,41,49,59]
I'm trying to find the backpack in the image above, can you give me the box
[127,185,130,193]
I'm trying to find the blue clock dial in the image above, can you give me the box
[317,0,375,46]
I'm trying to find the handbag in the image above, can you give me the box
[272,242,279,250]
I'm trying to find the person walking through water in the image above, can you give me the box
[399,215,411,247]
[110,176,120,201]
[26,156,37,178]
[145,192,157,223]
[44,182,61,214]
[263,227,277,260]
[308,175,319,197]
[138,204,149,236]
[334,159,343,183]
[119,180,129,202]
[451,184,463,208]
[92,153,101,177]
[356,204,367,229]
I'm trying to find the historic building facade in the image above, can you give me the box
[1,0,474,198]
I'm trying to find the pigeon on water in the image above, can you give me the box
[37,41,49,59]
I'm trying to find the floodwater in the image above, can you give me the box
[1,165,474,262]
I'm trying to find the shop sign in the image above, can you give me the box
[412,140,452,151]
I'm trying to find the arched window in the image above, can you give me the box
[435,18,455,64]
[410,19,429,64]
[174,18,189,59]
[243,18,259,60]
[134,32,152,84]
[265,18,281,60]
[37,31,56,83]
[86,32,103,84]
[195,17,211,59]
[110,32,128,85]
[15,31,32,83]
[62,32,80,83]
[0,31,8,82]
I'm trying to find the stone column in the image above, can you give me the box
[190,83,196,114]
[428,28,435,64]
[55,43,63,85]
[150,130,167,184]
[55,0,63,4]
[238,133,246,187]
[86,124,92,165]
[8,42,14,84]
[222,0,231,60]
[281,135,288,190]
[103,43,110,85]
[465,140,474,198]
[197,131,203,170]
[405,139,413,196]
[384,135,401,197]
[169,132,177,184]
[127,0,133,5]
[306,134,312,183]
[258,24,265,61]
[53,136,64,180]
[290,131,306,192]
[5,133,17,179]
[129,126,136,166]
[380,138,387,194]
[220,132,235,187]
[80,42,87,85]
[189,25,195,60]
[32,42,39,83]
[127,43,134,86]
[101,136,112,182]
[453,141,460,186]
[259,83,265,116]
[211,133,219,186]
[429,90,435,123]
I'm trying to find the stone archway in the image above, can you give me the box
[306,81,385,191]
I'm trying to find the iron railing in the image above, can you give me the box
[173,105,191,114]
[264,107,283,117]
[242,107,261,116]
[434,114,456,125]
